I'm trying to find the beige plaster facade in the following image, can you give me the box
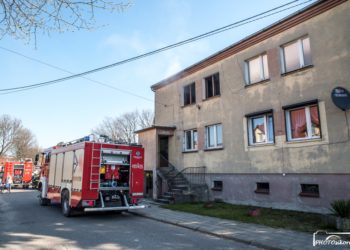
[139,0,350,213]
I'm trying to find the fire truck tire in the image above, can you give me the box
[39,196,50,206]
[62,191,72,217]
[39,185,50,206]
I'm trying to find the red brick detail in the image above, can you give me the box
[267,48,280,81]
[274,110,286,136]
[197,127,205,150]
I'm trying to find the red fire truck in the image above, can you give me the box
[38,135,145,216]
[2,160,33,188]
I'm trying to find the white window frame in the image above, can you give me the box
[285,105,320,141]
[280,37,311,73]
[183,129,198,151]
[244,54,269,85]
[205,124,223,149]
[247,113,274,146]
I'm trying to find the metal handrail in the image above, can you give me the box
[168,166,206,187]
[158,154,207,193]
[159,154,177,175]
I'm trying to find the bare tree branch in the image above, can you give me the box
[0,0,132,41]
[138,109,154,129]
[12,127,38,160]
[0,114,22,157]
[92,109,154,144]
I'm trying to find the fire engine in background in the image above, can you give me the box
[38,135,145,217]
[2,160,33,188]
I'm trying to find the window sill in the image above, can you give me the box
[203,95,221,102]
[245,79,270,88]
[204,146,224,152]
[286,137,321,144]
[299,192,319,198]
[182,150,198,154]
[281,64,314,77]
[182,103,196,109]
[255,190,270,195]
[248,142,275,147]
[211,187,223,191]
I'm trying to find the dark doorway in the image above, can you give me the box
[144,171,153,197]
[159,136,169,167]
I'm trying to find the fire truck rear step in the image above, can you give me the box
[84,192,145,212]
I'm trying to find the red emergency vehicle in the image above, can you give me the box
[2,160,33,188]
[38,135,145,216]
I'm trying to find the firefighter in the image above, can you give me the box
[6,176,13,193]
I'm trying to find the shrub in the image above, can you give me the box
[330,200,350,218]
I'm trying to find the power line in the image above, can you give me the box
[0,46,161,104]
[0,0,313,95]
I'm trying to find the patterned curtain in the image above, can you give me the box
[310,106,320,136]
[290,108,307,138]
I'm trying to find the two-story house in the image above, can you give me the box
[136,0,350,213]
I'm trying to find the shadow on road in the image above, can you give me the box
[0,190,153,249]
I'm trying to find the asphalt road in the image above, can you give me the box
[0,190,262,250]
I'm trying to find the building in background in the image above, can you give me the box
[136,0,350,213]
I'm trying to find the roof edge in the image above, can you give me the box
[134,125,176,134]
[151,0,346,91]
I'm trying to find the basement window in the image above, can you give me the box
[300,184,319,197]
[255,182,270,194]
[212,180,223,191]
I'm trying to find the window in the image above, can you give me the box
[245,54,269,84]
[205,124,223,149]
[247,112,274,145]
[204,73,220,99]
[285,104,320,141]
[212,180,223,191]
[183,82,196,106]
[255,182,270,194]
[281,37,312,73]
[300,184,319,197]
[183,129,198,151]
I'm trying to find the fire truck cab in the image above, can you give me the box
[38,135,145,216]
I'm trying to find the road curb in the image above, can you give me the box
[128,211,283,250]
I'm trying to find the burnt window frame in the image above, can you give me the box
[183,82,196,106]
[204,72,220,99]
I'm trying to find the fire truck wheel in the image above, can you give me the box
[39,196,50,206]
[62,191,72,217]
[39,187,50,206]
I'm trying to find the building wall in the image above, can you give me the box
[153,2,350,212]
[208,173,350,213]
[137,130,157,172]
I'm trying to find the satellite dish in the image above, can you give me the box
[331,87,350,111]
